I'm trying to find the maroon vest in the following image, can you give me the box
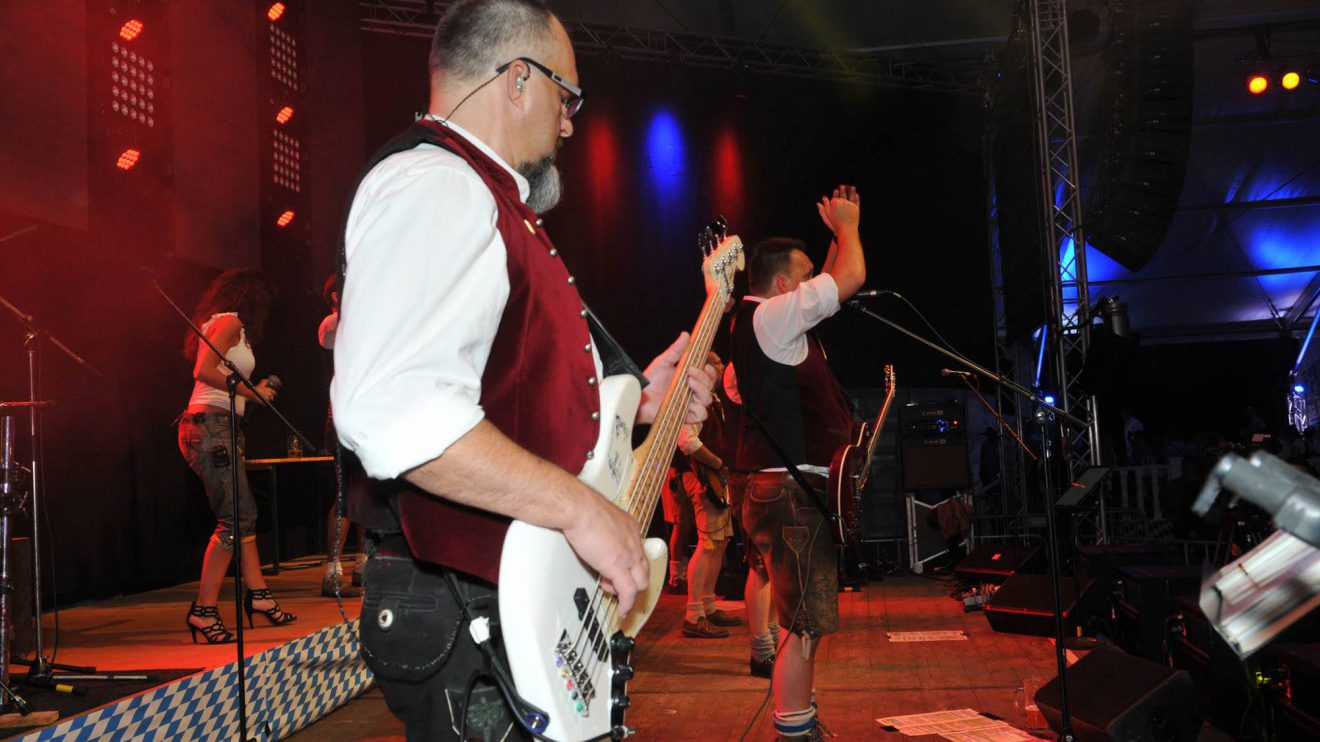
[730,298,852,470]
[363,121,600,583]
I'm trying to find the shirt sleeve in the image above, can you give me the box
[677,421,704,456]
[331,149,510,480]
[751,273,841,366]
[317,312,338,350]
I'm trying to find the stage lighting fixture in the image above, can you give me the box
[276,210,295,228]
[1295,384,1306,394]
[268,3,286,22]
[1195,451,1320,658]
[1043,394,1056,406]
[275,106,294,124]
[1282,71,1302,90]
[116,149,140,171]
[119,19,144,41]
[1248,74,1269,94]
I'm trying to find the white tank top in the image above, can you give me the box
[187,313,256,416]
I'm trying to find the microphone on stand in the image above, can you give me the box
[263,375,283,391]
[941,368,974,379]
[851,289,895,300]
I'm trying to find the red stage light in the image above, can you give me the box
[275,106,294,124]
[991,552,1002,561]
[119,19,144,41]
[267,3,286,21]
[116,149,140,170]
[276,210,295,227]
[1248,75,1269,94]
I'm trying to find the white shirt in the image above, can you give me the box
[733,273,842,476]
[331,122,602,480]
[317,311,338,350]
[677,422,705,456]
[748,272,841,365]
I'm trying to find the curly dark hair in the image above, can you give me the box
[183,268,275,362]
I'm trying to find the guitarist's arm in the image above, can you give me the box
[403,421,651,613]
[816,185,864,300]
[402,334,719,616]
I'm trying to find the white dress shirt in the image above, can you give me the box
[733,273,842,476]
[331,122,602,480]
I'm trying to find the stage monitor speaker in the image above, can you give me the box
[955,544,1042,584]
[985,573,1097,637]
[1035,645,1202,742]
[899,401,970,490]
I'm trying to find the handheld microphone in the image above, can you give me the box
[263,375,283,391]
[940,368,974,379]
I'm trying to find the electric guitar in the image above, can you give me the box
[498,221,743,741]
[826,364,896,545]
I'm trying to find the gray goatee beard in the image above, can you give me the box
[518,154,562,214]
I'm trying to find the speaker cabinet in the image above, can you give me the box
[898,401,970,490]
[1035,646,1202,742]
[954,544,1041,584]
[985,573,1096,637]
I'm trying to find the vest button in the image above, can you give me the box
[536,218,544,227]
[549,248,558,258]
[580,309,588,319]
[585,450,595,460]
[587,377,597,386]
[584,343,592,353]
[591,411,601,421]
[567,276,576,285]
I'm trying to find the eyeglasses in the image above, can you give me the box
[497,57,585,119]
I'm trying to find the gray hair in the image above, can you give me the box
[429,0,556,82]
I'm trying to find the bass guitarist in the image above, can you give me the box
[331,2,717,739]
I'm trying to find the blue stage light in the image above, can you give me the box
[1043,394,1056,405]
[1294,384,1306,394]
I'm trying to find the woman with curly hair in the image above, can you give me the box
[177,268,296,644]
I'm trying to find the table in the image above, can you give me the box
[243,456,334,574]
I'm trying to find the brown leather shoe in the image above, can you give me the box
[681,616,729,639]
[706,608,743,627]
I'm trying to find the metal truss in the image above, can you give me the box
[360,0,988,94]
[1025,0,1099,477]
[983,124,1031,534]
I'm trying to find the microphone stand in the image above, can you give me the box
[147,276,315,742]
[0,293,105,694]
[847,299,1087,742]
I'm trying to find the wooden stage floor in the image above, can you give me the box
[24,555,363,675]
[292,572,1060,741]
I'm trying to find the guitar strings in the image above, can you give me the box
[569,265,732,693]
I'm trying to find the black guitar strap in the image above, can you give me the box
[583,304,648,388]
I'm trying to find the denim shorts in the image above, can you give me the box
[178,412,255,547]
[741,472,838,636]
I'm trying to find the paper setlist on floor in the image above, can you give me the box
[886,630,969,642]
[876,708,1038,741]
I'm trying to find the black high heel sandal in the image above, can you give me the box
[186,602,236,644]
[243,588,297,628]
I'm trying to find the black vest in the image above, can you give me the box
[730,298,852,470]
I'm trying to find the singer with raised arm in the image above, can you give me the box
[730,185,863,740]
[176,268,296,645]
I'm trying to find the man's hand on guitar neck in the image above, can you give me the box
[638,332,718,426]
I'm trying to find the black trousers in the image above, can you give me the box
[359,552,531,742]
